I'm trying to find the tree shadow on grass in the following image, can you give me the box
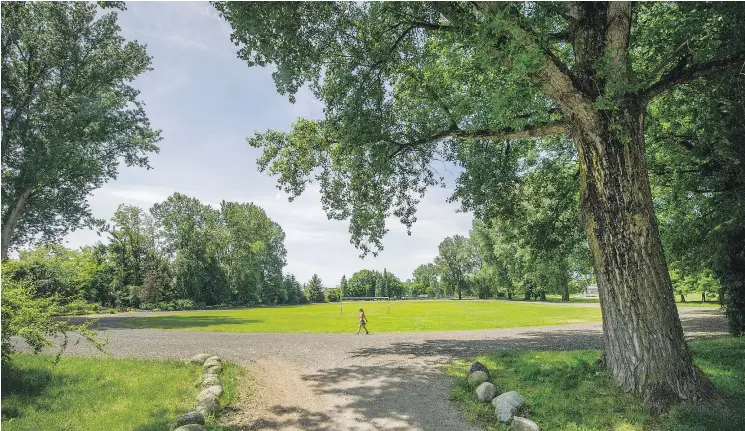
[0,362,81,423]
[69,316,264,331]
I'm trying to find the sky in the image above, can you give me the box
[63,2,474,285]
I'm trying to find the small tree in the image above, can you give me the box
[339,274,349,298]
[304,274,326,303]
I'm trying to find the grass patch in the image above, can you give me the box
[447,337,745,431]
[120,300,602,333]
[1,355,242,431]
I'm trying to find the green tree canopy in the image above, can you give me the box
[1,2,161,259]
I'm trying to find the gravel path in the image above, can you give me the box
[14,307,728,431]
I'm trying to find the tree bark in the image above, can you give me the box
[519,2,717,410]
[562,284,570,302]
[571,102,716,411]
[1,186,34,260]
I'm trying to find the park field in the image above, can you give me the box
[120,300,603,333]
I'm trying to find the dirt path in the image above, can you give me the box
[15,308,727,431]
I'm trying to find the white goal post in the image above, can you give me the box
[340,296,390,314]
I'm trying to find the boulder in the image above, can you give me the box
[189,354,212,365]
[491,391,525,423]
[174,425,206,431]
[204,364,222,375]
[467,370,488,386]
[469,361,489,377]
[200,374,222,388]
[175,411,205,427]
[201,385,223,398]
[195,393,219,415]
[475,382,498,403]
[512,416,540,431]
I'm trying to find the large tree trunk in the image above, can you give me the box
[1,186,34,260]
[571,103,716,411]
[527,2,717,410]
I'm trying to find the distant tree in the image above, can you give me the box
[347,269,379,297]
[338,274,349,298]
[304,274,326,303]
[412,263,438,297]
[1,2,161,260]
[325,288,341,302]
[283,273,303,304]
[434,235,477,300]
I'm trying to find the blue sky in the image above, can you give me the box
[64,2,473,286]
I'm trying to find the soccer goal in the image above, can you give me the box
[340,296,390,314]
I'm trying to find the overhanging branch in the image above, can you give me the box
[642,50,745,101]
[388,121,567,160]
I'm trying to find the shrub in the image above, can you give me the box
[1,279,107,369]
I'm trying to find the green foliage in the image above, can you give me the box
[1,2,161,258]
[447,337,745,430]
[434,235,478,300]
[345,269,404,298]
[325,288,341,303]
[648,36,745,333]
[2,244,103,305]
[0,278,106,369]
[304,274,326,303]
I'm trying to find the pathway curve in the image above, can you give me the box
[15,307,728,431]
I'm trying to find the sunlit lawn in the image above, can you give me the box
[1,355,241,431]
[448,337,745,431]
[120,300,602,333]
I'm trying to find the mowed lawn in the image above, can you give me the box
[120,300,602,333]
[1,355,202,431]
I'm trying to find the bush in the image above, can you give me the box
[139,299,195,311]
[1,279,107,369]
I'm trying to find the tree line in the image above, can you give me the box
[2,193,311,311]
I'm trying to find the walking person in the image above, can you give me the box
[356,308,369,335]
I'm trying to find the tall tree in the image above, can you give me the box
[304,274,326,303]
[434,235,478,300]
[215,1,745,406]
[1,2,161,259]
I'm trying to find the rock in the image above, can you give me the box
[491,391,525,423]
[512,416,540,431]
[189,354,212,365]
[201,385,223,398]
[204,364,222,375]
[475,382,498,403]
[174,425,206,431]
[203,356,221,365]
[469,361,489,377]
[200,374,221,388]
[175,411,205,426]
[467,370,489,386]
[195,393,219,415]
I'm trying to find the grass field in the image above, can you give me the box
[120,300,602,333]
[1,355,240,431]
[448,337,744,431]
